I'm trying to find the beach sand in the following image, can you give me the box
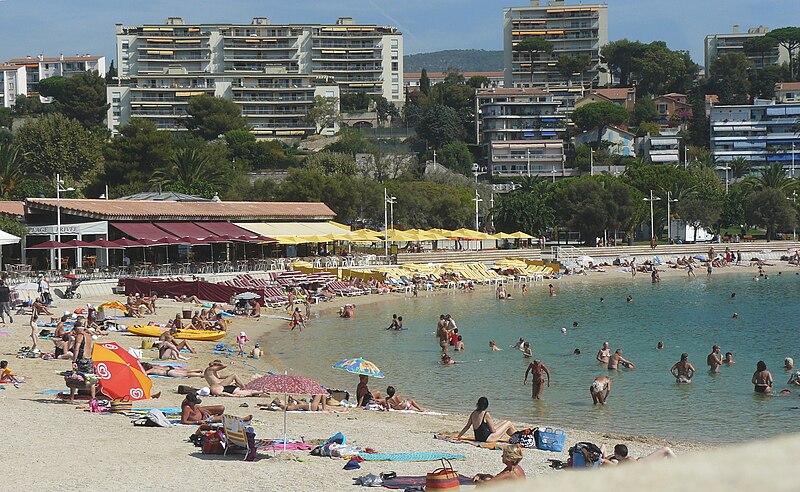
[2,262,778,490]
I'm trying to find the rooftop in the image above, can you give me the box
[404,71,505,79]
[7,55,103,64]
[0,201,25,218]
[775,82,800,91]
[588,88,634,100]
[25,199,336,221]
[477,88,547,96]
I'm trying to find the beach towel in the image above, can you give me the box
[131,407,183,415]
[148,375,187,379]
[36,389,63,395]
[434,434,508,450]
[147,362,186,367]
[259,442,314,451]
[381,474,473,489]
[359,452,465,462]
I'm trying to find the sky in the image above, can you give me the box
[0,0,798,68]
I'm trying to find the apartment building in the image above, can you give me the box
[710,97,800,168]
[109,17,401,137]
[639,130,682,164]
[0,65,27,109]
[475,88,568,178]
[704,25,789,75]
[504,0,609,89]
[6,54,106,96]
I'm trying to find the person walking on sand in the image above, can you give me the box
[670,353,696,383]
[29,313,39,352]
[707,345,724,373]
[290,307,305,331]
[590,376,611,404]
[0,279,13,324]
[608,349,634,370]
[524,359,551,400]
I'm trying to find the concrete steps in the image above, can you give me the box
[397,249,543,265]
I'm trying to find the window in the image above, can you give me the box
[391,62,398,71]
[392,84,399,94]
[391,50,398,61]
[325,90,335,97]
[391,74,399,82]
[391,39,398,49]
[112,93,121,103]
[657,103,667,113]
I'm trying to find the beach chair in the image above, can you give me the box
[222,414,258,460]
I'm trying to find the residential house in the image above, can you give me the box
[775,82,800,104]
[574,87,636,110]
[575,125,636,157]
[639,129,681,164]
[653,93,691,127]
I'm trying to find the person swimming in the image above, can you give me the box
[489,340,502,352]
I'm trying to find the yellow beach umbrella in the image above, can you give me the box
[452,228,495,240]
[508,231,535,239]
[427,228,454,237]
[298,235,334,244]
[493,232,517,239]
[274,236,303,245]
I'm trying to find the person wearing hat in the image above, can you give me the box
[180,392,227,426]
[236,331,249,356]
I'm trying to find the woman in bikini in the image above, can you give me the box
[596,341,611,364]
[385,386,424,412]
[456,397,516,443]
[524,359,551,399]
[141,362,204,378]
[752,360,773,394]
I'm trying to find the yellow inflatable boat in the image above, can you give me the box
[126,325,227,341]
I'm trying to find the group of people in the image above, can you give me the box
[167,308,226,332]
[125,294,157,318]
[355,374,424,412]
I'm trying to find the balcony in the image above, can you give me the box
[234,96,313,103]
[492,153,563,162]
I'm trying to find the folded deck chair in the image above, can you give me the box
[222,414,255,460]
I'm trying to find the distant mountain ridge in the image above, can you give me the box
[403,49,504,73]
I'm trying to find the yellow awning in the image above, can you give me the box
[236,221,351,237]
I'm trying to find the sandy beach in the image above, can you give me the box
[2,262,776,491]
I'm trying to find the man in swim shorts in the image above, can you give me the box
[590,376,611,404]
[436,315,450,353]
[608,349,634,370]
[707,345,723,373]
[670,353,696,383]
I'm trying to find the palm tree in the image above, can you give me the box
[0,143,26,198]
[150,148,227,194]
[513,38,554,86]
[728,157,752,179]
[741,162,795,193]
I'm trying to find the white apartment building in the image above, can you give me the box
[475,88,568,178]
[704,25,790,75]
[109,17,402,137]
[6,54,106,96]
[504,0,609,89]
[639,130,681,164]
[710,97,800,169]
[0,65,27,109]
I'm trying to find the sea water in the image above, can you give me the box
[269,272,800,443]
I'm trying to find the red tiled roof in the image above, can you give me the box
[0,201,24,218]
[589,88,634,100]
[776,82,800,91]
[477,88,546,95]
[0,65,23,71]
[25,199,336,221]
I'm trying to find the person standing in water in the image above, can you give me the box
[590,376,611,404]
[548,284,556,297]
[608,349,634,370]
[596,341,611,364]
[524,359,551,400]
[752,361,773,394]
[707,345,724,373]
[670,353,696,383]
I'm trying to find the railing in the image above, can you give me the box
[550,245,588,268]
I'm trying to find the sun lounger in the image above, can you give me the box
[221,414,263,460]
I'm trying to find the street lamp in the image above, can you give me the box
[526,148,531,177]
[551,166,557,183]
[383,188,396,261]
[643,189,661,241]
[666,191,678,243]
[792,142,796,178]
[717,165,731,194]
[589,148,594,176]
[55,173,75,271]
[788,190,797,241]
[473,190,483,251]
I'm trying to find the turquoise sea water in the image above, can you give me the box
[268,271,800,443]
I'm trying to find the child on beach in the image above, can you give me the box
[251,343,261,360]
[0,360,20,386]
[236,331,249,356]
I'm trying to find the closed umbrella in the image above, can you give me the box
[64,239,94,247]
[92,341,153,401]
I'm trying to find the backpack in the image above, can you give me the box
[508,427,538,448]
[133,409,173,428]
[568,441,603,468]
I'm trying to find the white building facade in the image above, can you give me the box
[504,0,609,89]
[704,25,789,75]
[108,17,401,137]
[0,65,27,109]
[6,54,106,96]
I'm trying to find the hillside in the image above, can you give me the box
[403,49,503,73]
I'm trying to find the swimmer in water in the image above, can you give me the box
[572,321,578,328]
[657,341,664,350]
[671,353,696,383]
[608,349,634,370]
[626,295,633,303]
[731,292,736,299]
[548,284,556,297]
[707,345,723,373]
[590,376,611,404]
[600,297,605,303]
[724,352,735,365]
[596,341,611,364]
[510,337,525,349]
[489,340,502,352]
[732,312,739,320]
[752,360,773,394]
[573,348,581,355]
[441,353,456,365]
[521,341,532,358]
[523,359,551,400]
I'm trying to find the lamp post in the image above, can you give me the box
[717,165,731,194]
[526,148,531,177]
[792,142,796,178]
[788,190,797,242]
[643,189,661,240]
[383,188,394,261]
[551,166,557,183]
[666,191,678,243]
[590,148,594,176]
[55,173,75,271]
[473,190,483,251]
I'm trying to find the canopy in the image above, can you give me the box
[451,228,495,240]
[236,221,350,238]
[112,238,147,247]
[508,231,535,239]
[27,240,71,249]
[155,222,216,240]
[111,222,178,241]
[86,239,124,249]
[0,230,20,246]
[493,232,517,239]
[195,222,265,240]
[64,239,94,247]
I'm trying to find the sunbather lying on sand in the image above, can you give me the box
[385,386,424,412]
[204,360,262,397]
[259,394,334,412]
[600,444,675,466]
[141,362,204,378]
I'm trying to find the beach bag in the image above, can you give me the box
[426,458,460,491]
[509,428,537,449]
[568,442,603,468]
[537,427,566,452]
[202,430,225,454]
[134,409,173,428]
[110,396,132,414]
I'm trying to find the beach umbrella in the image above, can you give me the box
[27,240,71,249]
[233,292,260,300]
[246,372,328,452]
[85,239,124,249]
[112,238,147,247]
[332,357,385,378]
[98,300,128,313]
[508,231,535,239]
[493,232,517,240]
[92,341,153,401]
[64,239,94,247]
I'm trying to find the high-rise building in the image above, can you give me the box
[0,54,106,108]
[504,0,609,89]
[704,25,789,75]
[109,17,402,137]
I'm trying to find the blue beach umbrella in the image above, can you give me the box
[332,357,385,378]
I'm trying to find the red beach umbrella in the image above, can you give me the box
[91,341,153,401]
[27,240,71,249]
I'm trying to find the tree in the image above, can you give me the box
[306,96,340,135]
[419,69,431,97]
[11,94,53,116]
[555,55,592,86]
[729,157,753,179]
[742,162,794,193]
[184,94,247,140]
[636,121,661,137]
[150,147,227,198]
[676,196,722,242]
[415,104,463,149]
[769,27,800,79]
[105,60,118,84]
[745,188,796,239]
[0,108,11,130]
[557,177,642,244]
[600,39,648,86]
[743,36,779,68]
[302,151,357,176]
[513,37,554,85]
[467,76,491,88]
[491,177,555,235]
[708,53,751,104]
[37,71,109,129]
[340,93,371,112]
[325,128,375,155]
[0,143,25,198]
[15,113,103,182]
[749,64,786,100]
[438,141,474,176]
[631,43,698,96]
[104,118,174,187]
[631,96,659,127]
[572,101,629,147]
[373,96,400,126]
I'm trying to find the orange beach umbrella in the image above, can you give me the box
[92,341,152,401]
[98,301,128,313]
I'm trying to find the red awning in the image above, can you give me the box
[194,222,257,238]
[112,222,179,241]
[155,222,217,240]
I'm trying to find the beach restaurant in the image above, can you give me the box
[18,198,340,272]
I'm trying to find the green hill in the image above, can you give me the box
[403,49,503,73]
